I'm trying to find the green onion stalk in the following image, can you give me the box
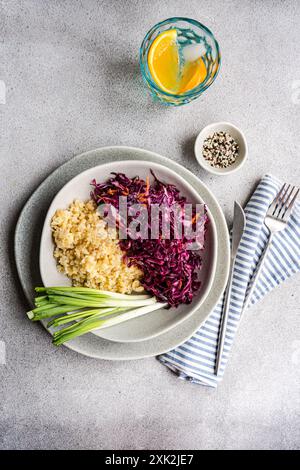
[27,286,167,346]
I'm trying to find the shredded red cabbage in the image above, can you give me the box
[91,172,208,307]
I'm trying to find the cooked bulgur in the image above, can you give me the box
[50,199,143,294]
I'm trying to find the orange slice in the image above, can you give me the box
[147,29,180,94]
[179,58,207,93]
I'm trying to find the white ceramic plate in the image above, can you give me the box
[40,160,217,343]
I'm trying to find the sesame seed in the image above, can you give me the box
[202,131,239,169]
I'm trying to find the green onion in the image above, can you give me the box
[34,295,49,307]
[35,286,150,300]
[46,294,157,308]
[27,306,81,321]
[29,303,58,314]
[27,286,167,346]
[52,302,166,346]
[47,307,121,328]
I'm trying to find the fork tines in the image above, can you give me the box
[271,183,299,220]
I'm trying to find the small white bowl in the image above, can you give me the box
[194,122,248,175]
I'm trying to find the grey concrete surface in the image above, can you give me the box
[1,0,300,450]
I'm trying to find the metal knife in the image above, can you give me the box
[215,201,246,376]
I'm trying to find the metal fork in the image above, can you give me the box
[241,183,299,314]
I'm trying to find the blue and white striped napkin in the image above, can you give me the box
[159,175,300,388]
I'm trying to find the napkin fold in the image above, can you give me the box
[158,175,300,387]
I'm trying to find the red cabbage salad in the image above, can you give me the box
[91,172,208,307]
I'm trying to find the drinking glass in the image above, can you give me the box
[140,17,221,106]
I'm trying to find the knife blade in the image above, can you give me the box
[231,201,246,258]
[215,201,246,375]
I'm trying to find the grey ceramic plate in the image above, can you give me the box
[15,146,230,360]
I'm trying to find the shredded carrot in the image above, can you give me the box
[107,189,118,195]
[191,213,200,224]
[136,176,150,203]
[145,176,150,196]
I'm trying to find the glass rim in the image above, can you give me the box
[139,17,221,99]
